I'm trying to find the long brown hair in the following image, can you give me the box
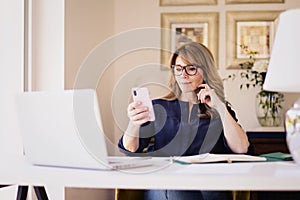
[163,42,225,118]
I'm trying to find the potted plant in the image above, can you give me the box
[227,45,284,127]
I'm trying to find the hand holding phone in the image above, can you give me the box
[132,87,155,121]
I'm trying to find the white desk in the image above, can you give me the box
[1,155,300,199]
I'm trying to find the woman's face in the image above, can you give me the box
[174,56,204,93]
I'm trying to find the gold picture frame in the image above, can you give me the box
[160,0,217,6]
[226,0,284,4]
[161,12,219,68]
[226,11,282,69]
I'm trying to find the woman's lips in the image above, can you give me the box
[181,82,191,85]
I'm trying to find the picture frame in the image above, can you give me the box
[225,0,284,4]
[161,12,219,68]
[160,0,217,6]
[226,11,282,69]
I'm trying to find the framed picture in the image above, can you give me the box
[226,11,282,69]
[161,12,219,68]
[160,0,217,6]
[236,21,275,59]
[225,0,284,4]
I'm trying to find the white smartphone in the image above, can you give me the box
[132,87,155,121]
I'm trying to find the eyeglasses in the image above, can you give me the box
[171,65,199,76]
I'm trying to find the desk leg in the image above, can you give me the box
[17,186,28,200]
[17,186,49,200]
[34,186,48,200]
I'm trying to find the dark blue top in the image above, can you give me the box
[118,99,239,157]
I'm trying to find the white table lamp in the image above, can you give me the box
[263,9,300,164]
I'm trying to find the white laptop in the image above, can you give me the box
[15,89,152,170]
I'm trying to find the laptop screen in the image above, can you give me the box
[15,89,111,170]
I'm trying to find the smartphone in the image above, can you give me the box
[132,87,155,121]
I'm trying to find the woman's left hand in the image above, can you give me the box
[197,84,249,154]
[196,84,222,109]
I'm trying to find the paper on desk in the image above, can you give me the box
[173,153,266,164]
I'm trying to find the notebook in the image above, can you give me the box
[15,89,153,170]
[172,153,267,164]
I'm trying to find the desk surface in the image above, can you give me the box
[2,155,300,192]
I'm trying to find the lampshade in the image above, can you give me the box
[263,9,300,92]
[263,9,300,166]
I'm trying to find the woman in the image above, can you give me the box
[118,42,250,199]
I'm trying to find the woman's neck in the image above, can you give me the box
[179,91,199,104]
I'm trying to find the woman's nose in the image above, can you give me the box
[181,69,189,78]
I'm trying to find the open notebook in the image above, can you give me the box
[172,153,267,164]
[15,89,152,170]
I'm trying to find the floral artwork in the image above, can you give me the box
[171,23,208,52]
[236,21,274,59]
[226,11,281,69]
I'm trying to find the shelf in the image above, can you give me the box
[246,126,285,132]
[246,127,286,139]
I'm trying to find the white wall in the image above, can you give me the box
[31,0,65,91]
[65,0,116,157]
[64,0,115,199]
[0,0,25,199]
[0,0,24,158]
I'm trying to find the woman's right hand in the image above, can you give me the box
[123,101,150,152]
[127,101,151,126]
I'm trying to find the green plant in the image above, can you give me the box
[227,44,267,90]
[226,44,284,126]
